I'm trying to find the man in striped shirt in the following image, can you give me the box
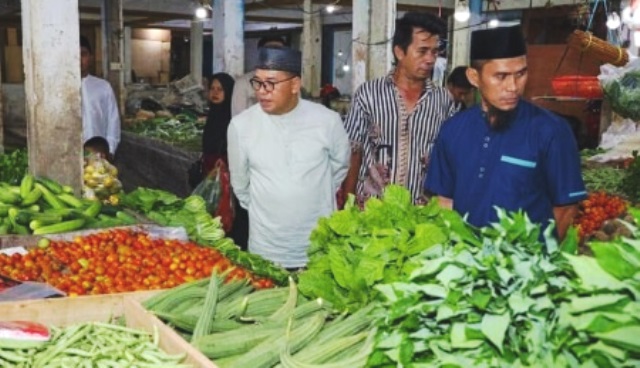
[343,12,458,205]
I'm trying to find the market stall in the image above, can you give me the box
[116,131,199,198]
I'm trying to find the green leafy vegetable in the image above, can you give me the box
[602,70,640,121]
[369,206,640,367]
[297,185,475,311]
[0,149,28,185]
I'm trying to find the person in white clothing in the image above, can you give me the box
[230,36,287,117]
[227,47,351,269]
[80,36,121,157]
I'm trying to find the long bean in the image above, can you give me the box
[0,321,190,367]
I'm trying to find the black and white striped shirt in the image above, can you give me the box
[344,72,457,203]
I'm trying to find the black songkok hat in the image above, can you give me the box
[470,25,526,61]
[256,47,302,76]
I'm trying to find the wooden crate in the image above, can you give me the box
[0,292,216,368]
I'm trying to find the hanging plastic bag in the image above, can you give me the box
[192,165,222,215]
[191,159,234,233]
[599,58,640,121]
[82,153,123,205]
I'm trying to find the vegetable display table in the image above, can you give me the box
[116,131,199,197]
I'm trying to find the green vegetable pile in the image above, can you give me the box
[298,186,478,311]
[0,149,28,185]
[125,114,203,151]
[367,207,640,367]
[602,69,640,121]
[621,151,640,203]
[120,187,289,285]
[582,165,627,197]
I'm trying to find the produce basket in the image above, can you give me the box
[551,75,603,99]
[0,291,216,367]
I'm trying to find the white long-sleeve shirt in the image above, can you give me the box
[227,99,351,268]
[231,71,256,117]
[81,75,121,154]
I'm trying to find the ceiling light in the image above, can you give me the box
[338,49,343,56]
[326,5,336,13]
[606,12,621,29]
[342,64,350,72]
[488,18,500,28]
[195,6,207,19]
[454,1,471,23]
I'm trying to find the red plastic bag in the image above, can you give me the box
[213,160,234,234]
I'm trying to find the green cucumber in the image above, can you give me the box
[0,190,21,205]
[83,201,102,218]
[19,174,35,199]
[57,193,84,209]
[34,183,65,210]
[0,205,9,217]
[21,187,42,206]
[115,211,136,224]
[32,218,85,235]
[29,216,63,230]
[36,177,63,194]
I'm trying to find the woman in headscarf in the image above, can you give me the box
[202,72,235,171]
[200,73,249,249]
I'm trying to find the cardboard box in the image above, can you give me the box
[0,292,217,367]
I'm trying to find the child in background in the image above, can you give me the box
[83,136,112,162]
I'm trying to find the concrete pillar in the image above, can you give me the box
[190,20,204,85]
[123,26,132,84]
[101,0,125,113]
[450,0,471,68]
[302,0,322,98]
[212,0,244,77]
[352,0,371,93]
[21,0,83,190]
[369,0,396,79]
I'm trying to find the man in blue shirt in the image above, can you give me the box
[424,25,586,240]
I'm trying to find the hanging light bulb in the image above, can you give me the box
[342,64,350,72]
[454,1,471,22]
[606,12,621,29]
[488,18,500,28]
[195,6,207,19]
[338,49,343,56]
[326,5,336,13]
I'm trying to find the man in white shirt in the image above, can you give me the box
[80,36,121,157]
[230,36,286,117]
[227,47,351,269]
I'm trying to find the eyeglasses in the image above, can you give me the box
[249,75,297,92]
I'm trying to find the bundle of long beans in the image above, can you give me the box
[567,30,629,66]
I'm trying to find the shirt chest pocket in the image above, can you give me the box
[498,155,539,195]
